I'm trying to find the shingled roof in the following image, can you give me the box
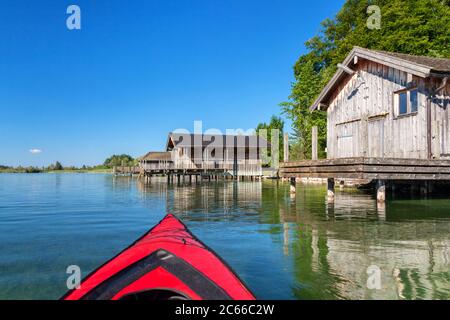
[167,133,270,149]
[140,151,172,162]
[370,49,450,74]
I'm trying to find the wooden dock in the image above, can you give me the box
[280,157,450,203]
[143,168,260,182]
[280,157,450,180]
[114,165,260,182]
[113,166,140,176]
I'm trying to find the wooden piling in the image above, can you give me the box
[376,180,386,203]
[427,181,434,194]
[420,181,428,197]
[327,178,335,202]
[283,133,289,163]
[290,177,296,194]
[312,126,318,161]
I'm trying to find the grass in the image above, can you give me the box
[46,168,113,174]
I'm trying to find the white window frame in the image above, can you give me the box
[393,87,419,117]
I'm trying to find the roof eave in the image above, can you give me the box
[430,71,450,78]
[310,47,435,112]
[354,47,431,77]
[309,68,345,111]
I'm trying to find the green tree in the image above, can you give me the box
[103,154,135,168]
[256,115,285,164]
[25,166,42,173]
[282,0,450,160]
[54,161,63,170]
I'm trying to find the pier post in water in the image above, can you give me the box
[289,177,296,194]
[327,178,335,202]
[420,181,428,198]
[376,180,386,203]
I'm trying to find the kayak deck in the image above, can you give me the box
[62,214,255,300]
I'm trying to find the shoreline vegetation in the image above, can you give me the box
[0,154,136,174]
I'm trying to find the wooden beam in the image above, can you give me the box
[312,126,318,161]
[283,133,289,162]
[427,84,432,159]
[281,157,450,168]
[279,157,450,180]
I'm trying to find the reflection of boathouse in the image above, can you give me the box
[137,177,262,215]
[277,187,450,300]
[134,177,449,299]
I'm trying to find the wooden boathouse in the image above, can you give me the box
[138,132,268,182]
[280,47,450,202]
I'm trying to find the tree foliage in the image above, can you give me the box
[54,161,63,170]
[256,115,285,163]
[282,0,450,160]
[103,154,136,167]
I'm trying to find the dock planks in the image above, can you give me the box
[279,157,450,180]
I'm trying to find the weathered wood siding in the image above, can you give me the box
[430,80,450,159]
[327,60,430,159]
[144,147,263,176]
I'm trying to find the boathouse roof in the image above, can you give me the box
[310,46,450,111]
[140,151,173,162]
[166,133,270,150]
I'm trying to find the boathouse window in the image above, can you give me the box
[410,89,418,112]
[395,88,418,116]
[399,92,407,114]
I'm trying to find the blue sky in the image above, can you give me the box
[0,0,343,167]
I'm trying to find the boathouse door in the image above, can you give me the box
[336,123,355,158]
[437,104,450,158]
[367,118,385,158]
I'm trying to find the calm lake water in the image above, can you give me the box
[0,173,449,300]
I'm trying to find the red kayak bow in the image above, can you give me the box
[62,214,255,300]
